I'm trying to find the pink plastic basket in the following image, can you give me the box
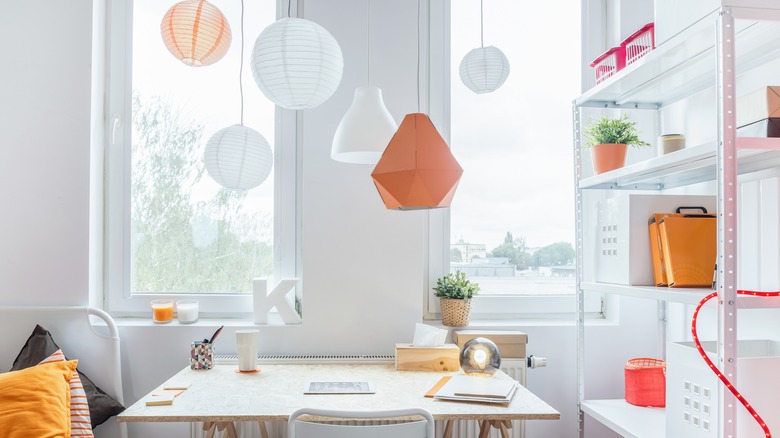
[621,23,655,65]
[589,46,626,84]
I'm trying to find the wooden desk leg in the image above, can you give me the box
[443,420,454,438]
[257,420,269,438]
[203,422,216,438]
[503,419,512,429]
[498,420,510,438]
[478,420,490,438]
[225,422,238,438]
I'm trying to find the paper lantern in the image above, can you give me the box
[251,17,343,109]
[459,337,501,376]
[161,0,232,67]
[332,86,397,164]
[371,113,463,210]
[204,125,273,191]
[459,46,510,94]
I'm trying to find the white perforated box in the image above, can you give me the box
[595,194,715,285]
[666,340,780,438]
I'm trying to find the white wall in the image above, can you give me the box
[0,1,668,438]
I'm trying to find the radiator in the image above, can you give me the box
[190,355,527,438]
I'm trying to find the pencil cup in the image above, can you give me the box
[235,330,259,372]
[191,342,214,370]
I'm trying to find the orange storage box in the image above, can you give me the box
[648,207,711,287]
[658,212,716,288]
[625,358,666,407]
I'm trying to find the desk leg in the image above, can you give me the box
[443,420,454,438]
[203,422,216,438]
[203,421,238,438]
[257,420,269,438]
[478,420,490,438]
[224,422,238,438]
[496,420,510,438]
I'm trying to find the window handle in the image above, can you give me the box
[111,116,122,145]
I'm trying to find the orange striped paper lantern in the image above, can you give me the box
[161,0,232,67]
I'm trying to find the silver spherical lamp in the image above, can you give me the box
[459,337,501,376]
[251,17,343,110]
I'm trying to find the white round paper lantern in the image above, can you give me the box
[251,17,343,109]
[160,0,232,67]
[204,125,273,191]
[459,46,510,94]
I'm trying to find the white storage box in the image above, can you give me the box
[667,340,780,437]
[595,194,715,285]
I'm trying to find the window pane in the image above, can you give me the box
[131,0,275,294]
[450,0,580,296]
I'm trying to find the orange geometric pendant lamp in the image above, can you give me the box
[371,113,463,210]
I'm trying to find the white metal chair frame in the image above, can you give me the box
[287,407,435,438]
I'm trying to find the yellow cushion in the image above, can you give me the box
[0,359,77,438]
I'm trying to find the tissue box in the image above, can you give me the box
[595,194,716,285]
[452,330,528,359]
[666,340,780,437]
[736,86,780,128]
[395,343,460,372]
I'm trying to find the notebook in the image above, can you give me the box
[433,375,518,404]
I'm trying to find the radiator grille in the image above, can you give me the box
[191,357,526,438]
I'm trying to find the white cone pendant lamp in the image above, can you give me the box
[459,0,510,94]
[205,125,273,191]
[332,0,397,164]
[204,0,273,191]
[251,17,343,110]
[332,86,397,163]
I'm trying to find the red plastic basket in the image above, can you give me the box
[589,46,626,84]
[625,357,666,407]
[621,23,655,65]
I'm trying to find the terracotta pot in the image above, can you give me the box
[591,143,627,174]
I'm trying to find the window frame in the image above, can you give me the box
[102,0,301,318]
[424,0,601,321]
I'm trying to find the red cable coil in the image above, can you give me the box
[692,290,780,438]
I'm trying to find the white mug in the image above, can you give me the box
[235,329,260,372]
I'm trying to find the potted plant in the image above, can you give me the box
[584,114,650,174]
[434,271,480,327]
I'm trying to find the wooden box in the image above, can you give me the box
[395,343,460,372]
[452,330,528,359]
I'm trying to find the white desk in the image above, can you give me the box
[119,363,559,437]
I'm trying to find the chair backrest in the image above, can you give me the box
[287,407,435,438]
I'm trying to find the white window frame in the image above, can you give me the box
[102,0,301,318]
[423,0,601,321]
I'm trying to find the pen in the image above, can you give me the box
[208,325,224,345]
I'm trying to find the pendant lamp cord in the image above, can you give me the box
[417,0,421,113]
[480,0,484,48]
[288,0,292,18]
[367,0,371,86]
[239,0,245,125]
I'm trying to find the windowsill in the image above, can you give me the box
[422,317,618,329]
[109,313,294,327]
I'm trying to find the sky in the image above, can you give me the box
[132,0,581,252]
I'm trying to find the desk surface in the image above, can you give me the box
[118,363,560,423]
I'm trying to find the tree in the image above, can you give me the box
[531,242,575,268]
[489,232,530,270]
[131,95,273,293]
[450,247,463,262]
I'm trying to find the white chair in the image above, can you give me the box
[287,408,435,438]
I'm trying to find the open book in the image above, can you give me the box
[433,375,518,404]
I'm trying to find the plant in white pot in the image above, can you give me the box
[434,271,480,327]
[584,114,650,174]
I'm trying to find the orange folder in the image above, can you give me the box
[658,213,716,288]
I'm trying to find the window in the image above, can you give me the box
[428,0,600,319]
[105,0,299,316]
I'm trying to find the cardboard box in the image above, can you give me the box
[451,330,527,359]
[737,86,780,128]
[667,340,780,437]
[395,343,460,372]
[595,194,716,286]
[658,214,716,288]
[737,118,780,137]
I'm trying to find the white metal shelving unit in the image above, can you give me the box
[574,3,780,437]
